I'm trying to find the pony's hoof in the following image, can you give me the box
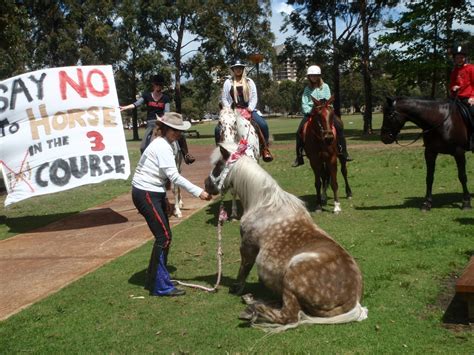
[462,201,472,210]
[420,202,431,212]
[229,283,244,295]
[315,208,323,214]
[241,293,255,305]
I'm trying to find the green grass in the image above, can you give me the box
[1,114,474,353]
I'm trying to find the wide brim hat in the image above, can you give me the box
[230,60,246,69]
[157,112,191,131]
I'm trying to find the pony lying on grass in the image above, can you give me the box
[204,142,367,332]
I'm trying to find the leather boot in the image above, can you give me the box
[292,147,304,167]
[251,119,273,162]
[337,135,353,161]
[178,136,195,164]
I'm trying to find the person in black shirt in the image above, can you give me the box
[120,74,195,164]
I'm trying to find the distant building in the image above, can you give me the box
[273,44,297,82]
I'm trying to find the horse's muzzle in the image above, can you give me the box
[381,131,396,144]
[204,176,220,196]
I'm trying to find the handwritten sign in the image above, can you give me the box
[0,65,130,206]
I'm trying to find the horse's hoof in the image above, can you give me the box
[241,293,255,305]
[462,201,472,210]
[229,283,244,295]
[420,203,431,212]
[315,208,323,214]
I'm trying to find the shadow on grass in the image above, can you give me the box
[1,208,129,234]
[204,200,243,225]
[355,193,472,211]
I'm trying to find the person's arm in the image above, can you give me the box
[247,78,258,111]
[163,166,210,200]
[221,80,233,108]
[301,87,313,114]
[120,96,145,111]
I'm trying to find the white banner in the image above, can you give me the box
[0,65,130,206]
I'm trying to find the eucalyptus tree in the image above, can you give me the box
[379,0,474,98]
[0,1,31,79]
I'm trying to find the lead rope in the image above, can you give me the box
[173,196,227,293]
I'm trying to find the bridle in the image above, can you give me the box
[311,105,334,139]
[384,106,451,147]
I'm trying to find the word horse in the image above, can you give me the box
[205,143,367,331]
[216,106,259,218]
[381,96,471,211]
[304,97,351,213]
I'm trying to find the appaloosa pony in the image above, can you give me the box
[215,106,260,219]
[381,96,472,211]
[204,142,367,331]
[304,97,352,213]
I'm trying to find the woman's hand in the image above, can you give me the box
[199,191,212,200]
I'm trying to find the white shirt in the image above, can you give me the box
[132,137,203,197]
[221,77,258,111]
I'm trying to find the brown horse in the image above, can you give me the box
[304,97,352,213]
[381,96,472,211]
[204,142,367,331]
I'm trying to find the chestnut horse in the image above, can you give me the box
[304,97,352,213]
[204,142,367,331]
[381,96,472,211]
[216,107,260,219]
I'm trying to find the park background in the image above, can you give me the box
[1,1,474,353]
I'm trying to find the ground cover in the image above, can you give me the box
[1,114,473,353]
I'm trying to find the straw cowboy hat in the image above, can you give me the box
[157,112,191,131]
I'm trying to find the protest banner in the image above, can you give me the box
[0,65,130,206]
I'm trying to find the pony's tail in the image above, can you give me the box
[252,302,368,333]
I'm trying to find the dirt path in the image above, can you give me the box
[0,145,215,321]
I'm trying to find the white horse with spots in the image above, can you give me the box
[204,142,367,331]
[216,107,259,219]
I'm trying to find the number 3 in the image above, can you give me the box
[87,131,105,151]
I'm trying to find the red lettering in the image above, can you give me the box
[86,130,105,151]
[59,68,87,100]
[87,69,109,97]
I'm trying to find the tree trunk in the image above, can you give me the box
[331,13,341,117]
[174,15,186,114]
[360,0,373,135]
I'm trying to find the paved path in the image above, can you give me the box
[0,145,215,321]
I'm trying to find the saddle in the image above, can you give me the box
[453,99,474,151]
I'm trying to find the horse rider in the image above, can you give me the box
[449,45,474,151]
[120,74,196,164]
[220,60,273,162]
[292,65,352,167]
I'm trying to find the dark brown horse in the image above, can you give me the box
[304,97,352,213]
[381,96,472,211]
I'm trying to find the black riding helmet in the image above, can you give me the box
[452,45,467,56]
[151,74,165,85]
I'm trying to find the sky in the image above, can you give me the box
[271,1,297,46]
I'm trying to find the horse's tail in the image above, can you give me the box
[252,302,368,333]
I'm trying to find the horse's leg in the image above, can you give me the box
[309,159,324,212]
[173,184,182,218]
[454,153,472,210]
[230,192,239,220]
[327,156,340,214]
[339,156,352,198]
[422,149,437,211]
[249,287,301,325]
[229,242,259,295]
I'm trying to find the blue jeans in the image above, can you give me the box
[214,110,269,144]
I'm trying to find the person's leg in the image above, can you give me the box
[251,111,273,162]
[334,117,353,161]
[178,136,195,164]
[132,187,185,296]
[292,116,308,167]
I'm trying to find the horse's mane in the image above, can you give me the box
[229,156,311,218]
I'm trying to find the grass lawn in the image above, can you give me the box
[1,113,473,353]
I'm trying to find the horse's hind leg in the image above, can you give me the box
[339,156,352,198]
[454,153,472,210]
[229,242,259,295]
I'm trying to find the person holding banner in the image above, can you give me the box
[131,112,211,297]
[120,74,196,164]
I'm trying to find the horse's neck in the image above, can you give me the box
[399,100,448,129]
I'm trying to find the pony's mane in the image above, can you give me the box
[230,156,310,218]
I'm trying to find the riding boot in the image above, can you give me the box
[250,119,273,162]
[292,146,304,167]
[178,136,195,164]
[337,136,353,161]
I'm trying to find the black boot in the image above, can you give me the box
[292,147,304,167]
[178,136,195,164]
[338,136,353,162]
